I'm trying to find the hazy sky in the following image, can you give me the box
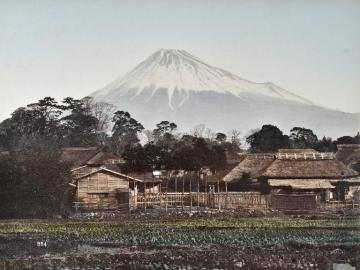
[0,0,359,120]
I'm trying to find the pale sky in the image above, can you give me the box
[0,0,359,121]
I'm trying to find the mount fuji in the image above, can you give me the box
[91,49,359,138]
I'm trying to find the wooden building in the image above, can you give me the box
[335,144,360,167]
[61,147,125,176]
[222,153,274,191]
[62,147,162,210]
[335,144,360,200]
[72,167,143,210]
[223,149,360,202]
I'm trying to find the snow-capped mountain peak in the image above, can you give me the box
[90,49,358,138]
[92,49,313,108]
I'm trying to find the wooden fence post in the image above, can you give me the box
[182,178,185,211]
[197,177,200,208]
[225,182,228,209]
[190,177,192,212]
[165,191,168,212]
[217,181,221,211]
[144,183,147,212]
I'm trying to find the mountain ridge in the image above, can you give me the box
[92,49,314,109]
[91,49,359,138]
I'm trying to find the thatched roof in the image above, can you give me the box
[61,147,99,168]
[335,144,360,166]
[262,159,358,179]
[86,151,124,166]
[223,154,274,182]
[61,147,124,168]
[225,151,246,165]
[223,148,359,183]
[268,179,334,189]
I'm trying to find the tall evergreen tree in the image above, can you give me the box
[246,124,289,153]
[111,111,144,155]
[289,127,318,149]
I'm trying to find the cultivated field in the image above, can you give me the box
[0,211,359,269]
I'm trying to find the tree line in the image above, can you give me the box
[246,124,359,153]
[0,96,239,217]
[0,96,358,218]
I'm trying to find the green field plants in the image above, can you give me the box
[0,217,359,248]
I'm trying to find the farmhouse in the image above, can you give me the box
[335,144,360,199]
[223,149,360,201]
[262,151,358,201]
[61,147,125,177]
[222,153,274,191]
[62,147,161,210]
[336,144,360,166]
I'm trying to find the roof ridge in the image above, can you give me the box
[75,167,143,182]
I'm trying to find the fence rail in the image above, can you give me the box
[74,193,360,212]
[323,200,360,209]
[131,192,270,210]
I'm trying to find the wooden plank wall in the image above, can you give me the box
[271,194,316,210]
[76,171,129,210]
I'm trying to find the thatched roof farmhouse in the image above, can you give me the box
[223,148,360,201]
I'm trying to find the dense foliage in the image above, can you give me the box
[0,137,71,218]
[246,125,290,153]
[0,95,358,217]
[246,125,359,153]
[0,96,111,218]
[121,126,228,173]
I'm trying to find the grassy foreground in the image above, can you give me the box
[0,216,359,231]
[0,217,359,248]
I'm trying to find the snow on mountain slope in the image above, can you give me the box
[91,49,359,138]
[92,49,313,109]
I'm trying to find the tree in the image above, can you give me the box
[0,96,109,150]
[315,136,336,152]
[215,133,227,144]
[152,121,178,149]
[81,96,116,132]
[26,97,63,137]
[289,127,318,149]
[335,134,360,145]
[192,124,206,137]
[204,128,216,141]
[153,121,177,137]
[246,124,289,153]
[0,136,71,218]
[0,118,17,150]
[228,129,242,151]
[0,97,64,150]
[60,97,100,146]
[111,111,144,155]
[210,144,227,170]
[121,143,147,173]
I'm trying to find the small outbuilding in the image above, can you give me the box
[72,167,142,210]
